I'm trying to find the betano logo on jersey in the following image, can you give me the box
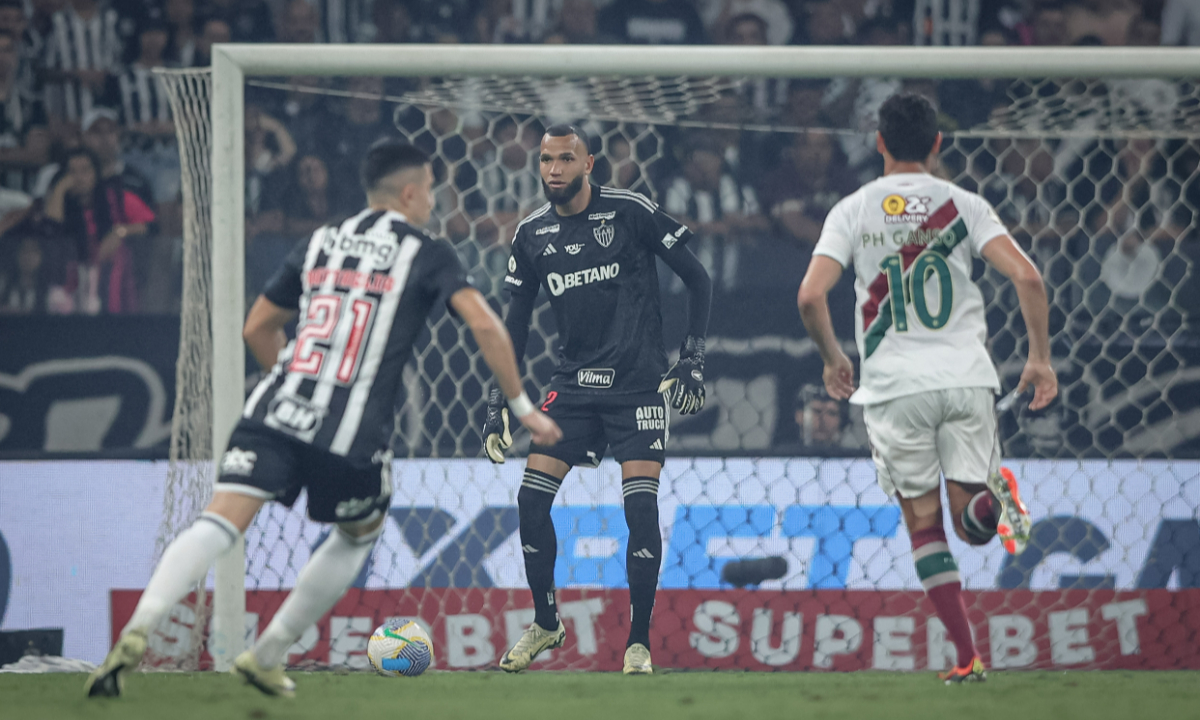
[546,263,620,296]
[321,227,402,266]
[882,194,933,225]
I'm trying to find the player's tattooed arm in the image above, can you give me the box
[798,255,856,400]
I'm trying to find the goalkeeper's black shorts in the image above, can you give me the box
[529,389,669,467]
[215,419,391,523]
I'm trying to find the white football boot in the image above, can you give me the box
[623,643,653,675]
[85,629,147,698]
[499,621,566,673]
[233,650,296,698]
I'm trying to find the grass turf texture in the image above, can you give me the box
[4,670,1197,720]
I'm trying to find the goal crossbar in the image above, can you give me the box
[204,42,1200,670]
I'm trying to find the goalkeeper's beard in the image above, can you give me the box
[542,174,585,205]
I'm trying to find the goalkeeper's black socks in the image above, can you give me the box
[623,476,662,649]
[518,469,563,631]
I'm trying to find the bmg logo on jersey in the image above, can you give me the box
[322,228,401,266]
[267,395,325,434]
[635,404,666,430]
[546,263,620,296]
[577,368,615,388]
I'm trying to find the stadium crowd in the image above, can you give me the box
[0,0,1193,328]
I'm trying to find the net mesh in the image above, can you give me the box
[151,67,1200,673]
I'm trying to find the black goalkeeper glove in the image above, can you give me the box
[658,335,706,415]
[482,384,512,464]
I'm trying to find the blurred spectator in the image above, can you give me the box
[182,17,229,68]
[244,103,294,238]
[791,385,861,452]
[474,0,529,44]
[408,0,477,43]
[1127,14,1161,45]
[1065,0,1138,46]
[325,75,392,214]
[111,0,163,62]
[280,154,335,237]
[81,107,154,207]
[1161,0,1200,45]
[278,0,319,44]
[116,21,175,150]
[796,0,855,44]
[460,118,542,244]
[42,0,124,124]
[544,0,610,44]
[761,130,853,246]
[373,2,414,43]
[702,0,793,45]
[902,0,1019,46]
[23,0,64,76]
[721,10,790,115]
[312,0,376,43]
[197,0,273,43]
[600,0,708,45]
[274,76,341,158]
[163,0,196,66]
[936,27,1014,129]
[0,0,37,95]
[1028,2,1070,45]
[0,233,50,312]
[0,30,50,193]
[592,134,644,192]
[664,138,765,241]
[779,79,831,128]
[44,147,153,314]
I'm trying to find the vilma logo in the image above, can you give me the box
[882,195,932,224]
[594,224,615,247]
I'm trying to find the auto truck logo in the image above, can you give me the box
[577,368,615,388]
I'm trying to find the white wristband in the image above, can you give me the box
[508,392,536,418]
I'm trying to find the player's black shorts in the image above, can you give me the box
[529,389,669,467]
[216,420,392,523]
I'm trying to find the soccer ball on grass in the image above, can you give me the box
[367,618,434,677]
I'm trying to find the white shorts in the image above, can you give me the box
[862,387,1001,499]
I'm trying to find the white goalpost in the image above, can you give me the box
[155,43,1200,673]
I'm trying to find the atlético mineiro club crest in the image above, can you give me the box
[594,224,615,247]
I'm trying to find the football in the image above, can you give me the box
[366,618,434,677]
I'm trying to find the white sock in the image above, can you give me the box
[125,512,239,635]
[253,525,379,669]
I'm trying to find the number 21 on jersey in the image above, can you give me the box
[880,253,953,332]
[290,292,378,383]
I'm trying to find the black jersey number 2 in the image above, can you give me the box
[289,292,378,384]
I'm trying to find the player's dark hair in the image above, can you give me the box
[544,123,592,154]
[877,93,939,162]
[360,139,429,193]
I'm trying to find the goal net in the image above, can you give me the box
[146,46,1200,674]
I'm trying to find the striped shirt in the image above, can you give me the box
[116,63,171,138]
[313,0,375,43]
[244,208,473,463]
[43,6,123,122]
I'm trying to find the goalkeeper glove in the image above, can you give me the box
[658,335,706,415]
[482,384,512,463]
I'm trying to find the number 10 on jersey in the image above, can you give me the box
[290,292,378,383]
[879,253,953,332]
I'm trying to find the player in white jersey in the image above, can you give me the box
[798,94,1057,684]
[86,140,561,699]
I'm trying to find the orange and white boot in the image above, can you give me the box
[989,467,1032,555]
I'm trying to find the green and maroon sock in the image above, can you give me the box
[912,526,976,669]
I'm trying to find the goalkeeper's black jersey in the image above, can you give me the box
[244,208,473,465]
[504,185,694,395]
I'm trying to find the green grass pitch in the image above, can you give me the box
[3,670,1198,720]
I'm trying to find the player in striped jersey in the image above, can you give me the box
[798,94,1058,684]
[86,140,561,699]
[485,124,712,675]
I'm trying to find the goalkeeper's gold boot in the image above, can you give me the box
[623,643,653,675]
[85,629,147,698]
[499,621,566,673]
[233,650,296,698]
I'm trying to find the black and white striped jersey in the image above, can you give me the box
[243,208,473,465]
[504,185,694,395]
[116,63,171,132]
[42,5,123,122]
